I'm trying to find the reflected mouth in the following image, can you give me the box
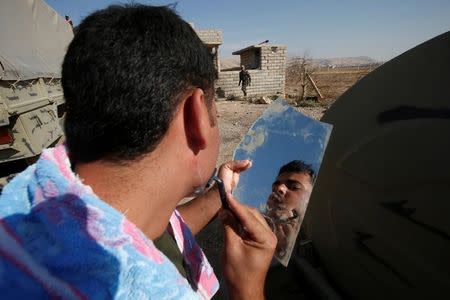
[264,209,299,231]
[268,192,287,211]
[267,192,300,223]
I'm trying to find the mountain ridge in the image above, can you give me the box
[220,55,379,69]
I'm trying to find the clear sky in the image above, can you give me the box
[46,0,450,62]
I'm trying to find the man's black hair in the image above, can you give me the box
[278,160,315,182]
[62,4,216,164]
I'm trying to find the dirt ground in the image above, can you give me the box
[285,67,372,105]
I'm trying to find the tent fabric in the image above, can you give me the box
[0,0,73,81]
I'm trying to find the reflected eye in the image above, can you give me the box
[287,183,303,191]
[273,181,304,191]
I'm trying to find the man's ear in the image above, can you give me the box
[183,88,212,154]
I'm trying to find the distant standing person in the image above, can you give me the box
[239,65,251,96]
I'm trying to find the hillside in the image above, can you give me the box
[220,55,379,70]
[311,56,378,67]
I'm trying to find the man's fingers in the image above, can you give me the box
[225,193,273,245]
[222,160,252,173]
[246,206,273,232]
[218,160,252,193]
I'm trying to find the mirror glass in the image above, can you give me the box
[233,99,332,265]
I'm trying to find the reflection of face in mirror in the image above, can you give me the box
[233,99,332,265]
[264,160,314,258]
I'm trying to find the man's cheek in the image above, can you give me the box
[297,195,305,205]
[284,194,294,206]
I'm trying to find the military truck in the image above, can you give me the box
[0,0,72,179]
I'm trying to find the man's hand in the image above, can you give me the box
[275,222,295,258]
[218,160,252,193]
[220,193,277,300]
[177,160,251,235]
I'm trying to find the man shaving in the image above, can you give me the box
[265,160,314,261]
[0,4,275,299]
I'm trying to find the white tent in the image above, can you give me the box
[0,0,73,80]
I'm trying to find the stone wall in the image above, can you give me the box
[216,45,286,98]
[216,69,285,98]
[196,29,222,45]
[194,28,286,98]
[196,29,222,72]
[241,50,260,70]
[260,45,286,71]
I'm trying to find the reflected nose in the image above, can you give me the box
[274,183,287,196]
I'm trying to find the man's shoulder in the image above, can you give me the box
[0,205,199,298]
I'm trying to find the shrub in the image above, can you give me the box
[298,100,321,107]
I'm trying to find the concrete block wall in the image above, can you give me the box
[196,29,222,45]
[216,45,286,98]
[216,69,285,98]
[194,27,286,98]
[203,45,220,72]
[196,29,222,71]
[241,50,260,70]
[260,45,286,71]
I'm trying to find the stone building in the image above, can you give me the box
[195,29,222,72]
[217,44,286,98]
[196,28,286,99]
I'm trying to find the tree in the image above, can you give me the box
[286,52,316,106]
